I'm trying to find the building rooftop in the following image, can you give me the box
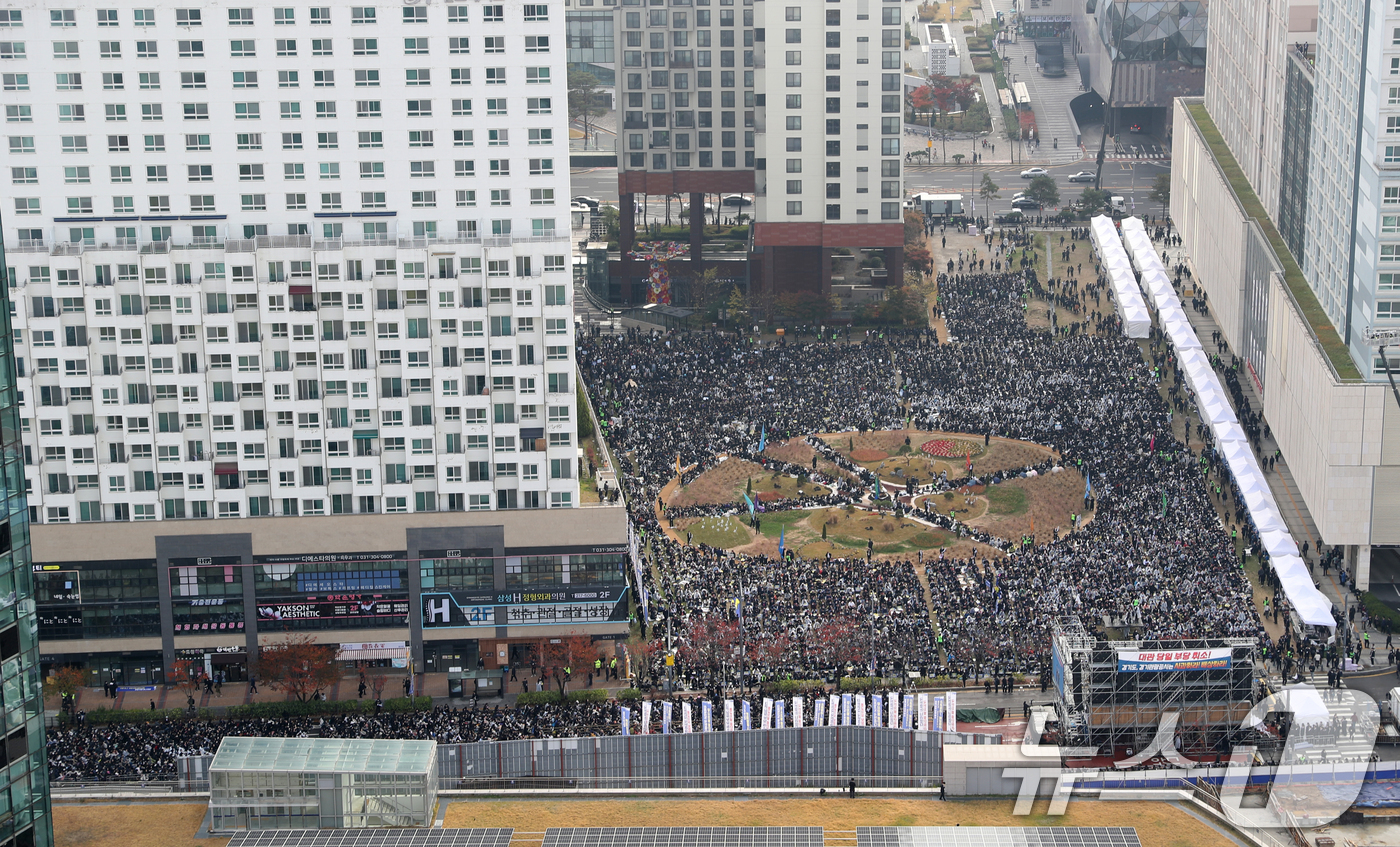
[211,737,436,775]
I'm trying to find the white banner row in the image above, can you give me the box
[619,692,957,735]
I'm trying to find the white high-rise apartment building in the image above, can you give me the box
[0,1,580,524]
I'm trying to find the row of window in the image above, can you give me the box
[26,282,568,307]
[4,72,559,104]
[0,37,551,61]
[31,432,577,468]
[41,489,576,524]
[9,129,551,155]
[4,5,540,30]
[38,458,577,498]
[4,97,543,129]
[22,215,561,246]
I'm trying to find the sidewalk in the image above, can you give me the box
[1168,244,1369,660]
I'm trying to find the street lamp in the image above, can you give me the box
[1094,0,1130,192]
[1363,326,1400,412]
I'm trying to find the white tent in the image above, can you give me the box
[1261,528,1300,558]
[1212,420,1249,443]
[1250,505,1289,533]
[1199,393,1238,425]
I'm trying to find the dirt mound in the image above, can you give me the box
[850,448,889,461]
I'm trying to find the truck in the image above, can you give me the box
[1108,195,1130,214]
[906,192,964,217]
[1379,686,1400,745]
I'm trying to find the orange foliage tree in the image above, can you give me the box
[254,633,341,701]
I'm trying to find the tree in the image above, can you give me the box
[687,266,723,310]
[726,285,750,325]
[567,71,608,144]
[904,210,924,245]
[979,173,1001,204]
[170,658,203,704]
[47,666,86,712]
[952,153,966,165]
[909,85,935,122]
[1076,187,1111,216]
[906,244,933,273]
[677,616,741,674]
[364,666,391,699]
[1149,173,1171,215]
[1024,174,1061,208]
[255,632,340,702]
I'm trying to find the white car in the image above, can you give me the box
[1020,167,1049,179]
[1067,171,1096,183]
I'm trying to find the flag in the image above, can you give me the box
[965,449,972,470]
[682,702,693,733]
[744,493,756,516]
[778,526,785,558]
[1084,471,1092,500]
[872,694,885,728]
[813,697,826,727]
[792,696,804,728]
[758,423,766,453]
[1149,435,1156,452]
[855,693,867,726]
[724,699,736,731]
[761,697,773,729]
[903,695,915,730]
[676,454,682,477]
[828,694,840,726]
[841,693,853,726]
[620,706,632,735]
[774,699,786,729]
[701,700,713,733]
[946,691,956,733]
[1161,491,1168,517]
[918,693,930,731]
[662,701,673,734]
[641,701,652,734]
[741,699,752,731]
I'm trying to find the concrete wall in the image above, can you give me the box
[32,504,628,564]
[1171,104,1250,349]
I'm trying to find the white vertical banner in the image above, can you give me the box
[827,694,839,726]
[872,694,885,728]
[841,693,853,726]
[701,701,714,733]
[774,699,786,729]
[932,696,944,732]
[761,698,773,729]
[662,701,673,734]
[620,706,632,735]
[683,702,694,733]
[855,693,867,726]
[917,693,929,732]
[888,692,899,729]
[641,700,653,734]
[792,696,804,728]
[902,695,914,730]
[741,699,752,731]
[813,697,826,727]
[724,699,736,732]
[947,691,957,733]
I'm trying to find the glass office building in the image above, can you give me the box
[209,737,437,831]
[0,221,53,847]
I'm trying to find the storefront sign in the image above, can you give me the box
[257,596,409,622]
[254,552,406,564]
[422,588,629,629]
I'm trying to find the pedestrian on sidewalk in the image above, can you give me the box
[249,675,258,694]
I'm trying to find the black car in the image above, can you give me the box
[571,196,601,210]
[994,210,1027,225]
[1010,197,1042,209]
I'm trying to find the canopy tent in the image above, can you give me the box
[1199,393,1238,425]
[1211,420,1249,443]
[1261,528,1301,558]
[1091,216,1152,339]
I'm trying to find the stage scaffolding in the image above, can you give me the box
[1050,617,1261,754]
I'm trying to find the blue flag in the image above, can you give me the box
[758,423,766,453]
[778,526,785,558]
[1084,471,1092,500]
[744,493,756,516]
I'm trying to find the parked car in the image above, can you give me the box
[1067,171,1096,183]
[995,210,1027,225]
[571,196,601,210]
[720,194,752,207]
[1020,167,1049,179]
[1010,197,1042,209]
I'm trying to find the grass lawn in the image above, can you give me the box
[971,55,995,73]
[756,509,813,538]
[823,431,1052,483]
[444,798,1233,846]
[671,458,828,508]
[56,803,224,847]
[677,515,753,548]
[985,484,1029,515]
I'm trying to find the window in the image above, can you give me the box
[237,132,260,150]
[529,158,553,175]
[140,71,159,89]
[486,67,506,85]
[313,38,332,56]
[405,37,428,55]
[316,101,336,118]
[58,104,84,122]
[54,41,79,59]
[238,163,264,181]
[354,38,377,56]
[1,73,26,91]
[357,100,382,118]
[526,67,550,84]
[407,100,431,117]
[107,134,129,151]
[234,101,259,120]
[359,161,384,178]
[280,101,300,119]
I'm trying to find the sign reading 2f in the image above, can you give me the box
[422,593,497,628]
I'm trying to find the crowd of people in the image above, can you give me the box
[51,221,1307,782]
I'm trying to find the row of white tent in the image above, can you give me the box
[1115,217,1335,629]
[1090,215,1152,338]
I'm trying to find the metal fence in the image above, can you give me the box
[436,727,994,790]
[168,728,1006,793]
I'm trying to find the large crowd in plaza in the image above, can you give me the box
[49,225,1310,782]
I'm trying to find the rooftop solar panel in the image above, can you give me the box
[542,828,826,847]
[227,829,514,847]
[856,828,1141,847]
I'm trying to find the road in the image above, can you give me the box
[571,161,1172,218]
